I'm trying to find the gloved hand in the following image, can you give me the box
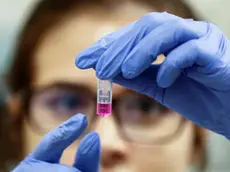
[76,12,230,139]
[12,114,101,172]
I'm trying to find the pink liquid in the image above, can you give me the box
[97,103,112,117]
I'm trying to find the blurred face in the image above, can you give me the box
[21,3,196,172]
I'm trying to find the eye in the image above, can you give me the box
[116,94,171,125]
[29,86,96,133]
[122,96,167,114]
[138,98,156,113]
[45,92,86,115]
[58,94,81,111]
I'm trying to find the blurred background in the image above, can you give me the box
[0,0,230,172]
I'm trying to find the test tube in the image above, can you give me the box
[97,79,112,117]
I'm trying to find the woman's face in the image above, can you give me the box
[21,3,196,172]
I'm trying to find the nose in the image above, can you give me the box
[94,115,129,168]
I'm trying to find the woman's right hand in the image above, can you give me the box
[12,114,101,172]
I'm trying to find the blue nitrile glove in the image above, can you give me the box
[76,12,230,139]
[12,114,101,172]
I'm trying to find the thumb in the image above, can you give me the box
[73,132,101,172]
[113,65,160,99]
[26,114,87,163]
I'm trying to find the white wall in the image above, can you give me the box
[186,0,230,37]
[0,0,36,72]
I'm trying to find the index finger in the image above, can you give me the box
[75,12,180,71]
[75,21,136,69]
[27,114,87,163]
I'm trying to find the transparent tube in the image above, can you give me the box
[97,79,112,117]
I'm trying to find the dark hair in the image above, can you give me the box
[3,0,203,170]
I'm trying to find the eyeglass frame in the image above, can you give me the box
[20,82,186,145]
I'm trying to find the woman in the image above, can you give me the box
[3,0,206,171]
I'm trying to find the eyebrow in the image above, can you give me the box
[38,82,135,100]
[34,81,96,94]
